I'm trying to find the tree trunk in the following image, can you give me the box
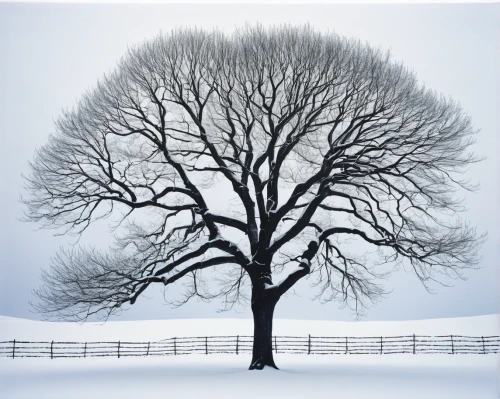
[249,291,279,370]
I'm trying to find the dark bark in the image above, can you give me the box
[249,274,279,370]
[25,27,482,356]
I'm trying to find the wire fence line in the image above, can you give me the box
[1,334,499,359]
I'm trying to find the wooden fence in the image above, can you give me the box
[1,334,498,358]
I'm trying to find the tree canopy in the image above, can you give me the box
[24,26,483,324]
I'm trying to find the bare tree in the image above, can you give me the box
[23,26,484,370]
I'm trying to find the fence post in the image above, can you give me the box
[10,333,492,360]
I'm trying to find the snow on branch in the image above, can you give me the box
[25,25,483,321]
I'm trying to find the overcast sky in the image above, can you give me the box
[0,3,498,323]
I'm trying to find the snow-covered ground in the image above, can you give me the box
[1,315,499,398]
[2,314,499,341]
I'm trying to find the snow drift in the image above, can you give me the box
[1,315,499,399]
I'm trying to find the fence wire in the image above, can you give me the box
[1,334,498,358]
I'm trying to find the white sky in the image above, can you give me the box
[1,0,498,3]
[0,2,498,322]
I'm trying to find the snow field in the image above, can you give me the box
[1,315,498,398]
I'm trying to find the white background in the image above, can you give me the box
[0,2,498,322]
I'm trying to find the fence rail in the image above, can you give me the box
[1,334,498,358]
